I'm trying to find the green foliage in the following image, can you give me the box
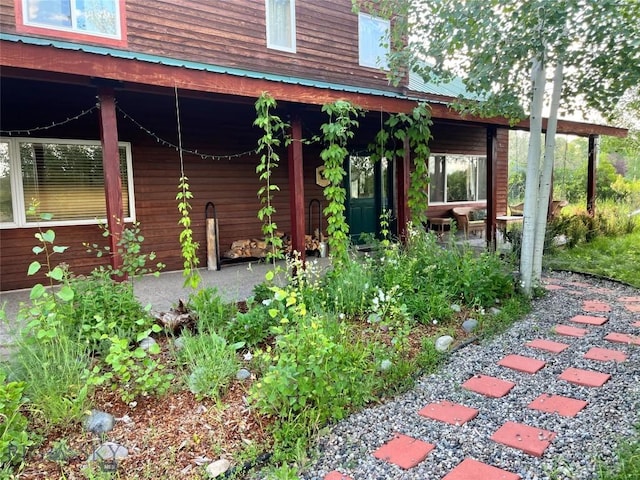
[319,100,363,266]
[320,257,373,317]
[187,287,238,334]
[225,303,277,347]
[87,328,172,404]
[254,92,289,265]
[85,221,166,282]
[176,175,201,289]
[545,230,640,287]
[597,427,640,480]
[176,331,241,400]
[0,372,33,468]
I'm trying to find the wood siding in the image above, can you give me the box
[0,0,398,92]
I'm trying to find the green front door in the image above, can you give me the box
[347,156,391,243]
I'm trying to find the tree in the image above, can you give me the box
[367,0,640,295]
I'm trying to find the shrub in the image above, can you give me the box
[187,287,238,334]
[176,331,241,400]
[225,303,276,347]
[0,372,34,469]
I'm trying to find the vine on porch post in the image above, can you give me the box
[254,92,289,267]
[319,100,363,267]
[371,103,433,227]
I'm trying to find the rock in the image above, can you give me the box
[490,307,502,316]
[84,410,115,435]
[451,304,461,313]
[380,359,392,371]
[462,318,478,333]
[236,368,251,381]
[435,335,454,352]
[174,336,185,351]
[206,459,231,478]
[89,442,128,461]
[139,336,157,351]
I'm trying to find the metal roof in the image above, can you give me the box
[408,70,482,100]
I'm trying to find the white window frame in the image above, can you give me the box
[358,12,390,70]
[266,0,296,53]
[428,154,487,205]
[0,137,135,229]
[20,0,123,40]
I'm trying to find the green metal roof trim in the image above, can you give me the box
[2,33,451,106]
[408,70,483,101]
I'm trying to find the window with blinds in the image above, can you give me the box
[0,138,133,227]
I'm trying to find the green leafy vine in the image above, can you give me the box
[254,92,290,266]
[177,175,201,289]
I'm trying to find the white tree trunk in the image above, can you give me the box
[533,61,564,280]
[520,56,546,295]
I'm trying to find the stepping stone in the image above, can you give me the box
[545,284,564,291]
[582,300,611,313]
[567,281,591,288]
[583,347,628,363]
[372,433,434,469]
[528,393,588,417]
[632,321,640,328]
[570,315,608,326]
[418,401,479,426]
[442,458,521,480]
[490,421,556,457]
[605,332,640,346]
[526,339,570,353]
[590,287,615,295]
[498,354,546,374]
[559,367,611,387]
[462,374,515,398]
[324,472,353,480]
[619,296,640,302]
[624,303,640,313]
[554,324,587,338]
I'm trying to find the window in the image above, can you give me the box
[266,0,296,52]
[15,0,127,47]
[0,137,134,228]
[358,12,389,69]
[350,156,375,199]
[429,154,487,204]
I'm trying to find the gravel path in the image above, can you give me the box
[301,271,640,480]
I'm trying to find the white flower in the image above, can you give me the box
[262,299,272,306]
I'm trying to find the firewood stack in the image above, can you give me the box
[223,232,323,259]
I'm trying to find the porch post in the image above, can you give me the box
[97,86,124,274]
[587,134,599,216]
[288,113,306,260]
[486,126,498,250]
[396,136,410,240]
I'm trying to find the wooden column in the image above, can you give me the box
[396,136,410,240]
[97,87,124,274]
[587,134,599,216]
[288,114,306,260]
[486,126,498,250]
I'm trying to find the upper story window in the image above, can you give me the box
[1,137,135,228]
[358,12,389,69]
[14,0,127,48]
[429,154,487,204]
[266,0,296,53]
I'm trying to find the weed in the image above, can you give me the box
[0,372,34,469]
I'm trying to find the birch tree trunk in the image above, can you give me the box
[520,56,546,295]
[533,61,564,280]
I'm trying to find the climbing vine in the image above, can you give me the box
[177,175,200,289]
[319,100,363,267]
[254,92,289,266]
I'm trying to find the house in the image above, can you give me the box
[0,0,625,291]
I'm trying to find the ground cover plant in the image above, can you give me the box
[0,219,530,479]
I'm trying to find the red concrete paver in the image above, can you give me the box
[526,339,570,353]
[559,367,611,387]
[605,332,640,346]
[582,300,611,313]
[583,347,628,363]
[554,324,588,337]
[545,284,564,291]
[462,374,516,398]
[624,303,640,313]
[442,458,521,480]
[418,400,479,426]
[528,393,588,417]
[372,433,435,469]
[491,421,556,457]
[498,354,546,374]
[570,315,608,326]
[632,321,640,328]
[567,281,591,288]
[324,472,353,480]
[590,287,615,295]
[618,296,640,303]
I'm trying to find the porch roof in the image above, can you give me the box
[0,33,627,138]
